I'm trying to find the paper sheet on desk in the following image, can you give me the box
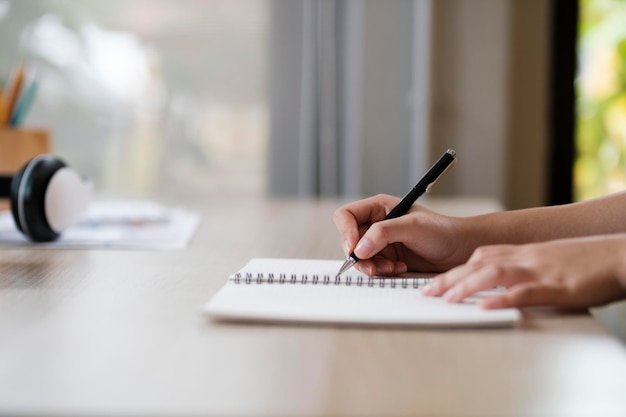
[0,200,200,249]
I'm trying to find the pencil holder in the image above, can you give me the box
[0,128,51,210]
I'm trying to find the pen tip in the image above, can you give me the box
[337,257,356,276]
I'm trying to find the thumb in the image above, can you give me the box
[353,216,417,260]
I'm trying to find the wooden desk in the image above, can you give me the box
[1,196,626,417]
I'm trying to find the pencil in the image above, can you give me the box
[0,79,8,126]
[4,65,26,126]
[10,78,39,126]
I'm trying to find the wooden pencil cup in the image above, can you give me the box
[0,128,52,211]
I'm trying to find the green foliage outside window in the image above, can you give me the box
[575,0,626,201]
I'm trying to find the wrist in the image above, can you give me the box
[457,211,517,249]
[452,215,493,263]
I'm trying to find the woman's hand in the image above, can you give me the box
[422,235,626,309]
[333,194,474,276]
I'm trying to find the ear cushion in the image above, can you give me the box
[44,167,93,233]
[10,155,67,242]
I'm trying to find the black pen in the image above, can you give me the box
[336,149,457,276]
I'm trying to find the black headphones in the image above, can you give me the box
[0,155,93,242]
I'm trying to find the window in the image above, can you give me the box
[1,0,431,200]
[0,0,269,198]
[575,0,626,201]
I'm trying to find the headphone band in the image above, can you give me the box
[0,176,11,198]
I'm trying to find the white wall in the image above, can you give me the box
[430,0,510,201]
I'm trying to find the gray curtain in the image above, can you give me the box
[269,0,432,198]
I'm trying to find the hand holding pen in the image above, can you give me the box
[334,149,460,276]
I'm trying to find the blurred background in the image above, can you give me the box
[1,0,269,200]
[0,0,625,210]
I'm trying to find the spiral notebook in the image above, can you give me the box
[204,258,521,327]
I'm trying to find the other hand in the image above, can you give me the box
[422,235,626,309]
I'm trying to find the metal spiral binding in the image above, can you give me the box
[231,271,428,288]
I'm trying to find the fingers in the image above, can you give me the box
[423,264,507,302]
[422,263,530,303]
[421,244,539,307]
[422,258,570,309]
[481,279,625,309]
[480,284,565,309]
[333,209,360,256]
[333,195,400,255]
[421,236,626,310]
[422,245,522,297]
[355,257,407,276]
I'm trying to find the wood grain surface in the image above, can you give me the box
[1,196,625,417]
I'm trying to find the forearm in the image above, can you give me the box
[463,191,626,248]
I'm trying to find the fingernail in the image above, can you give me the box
[480,298,500,309]
[343,240,351,256]
[395,262,407,273]
[443,288,459,303]
[354,238,373,259]
[366,265,376,276]
[421,283,434,295]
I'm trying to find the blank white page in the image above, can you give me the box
[204,258,520,327]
